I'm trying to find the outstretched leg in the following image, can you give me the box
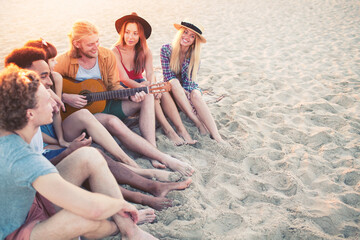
[120,186,173,211]
[103,151,192,198]
[62,109,138,167]
[95,113,194,176]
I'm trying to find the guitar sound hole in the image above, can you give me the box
[80,90,92,106]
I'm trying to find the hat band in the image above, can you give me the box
[181,21,202,35]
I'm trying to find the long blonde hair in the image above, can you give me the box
[68,21,99,58]
[170,27,201,81]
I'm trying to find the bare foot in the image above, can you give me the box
[197,123,208,135]
[163,155,194,176]
[151,160,166,169]
[210,134,225,143]
[178,129,197,145]
[152,178,192,198]
[165,130,186,146]
[149,169,182,182]
[142,195,173,211]
[137,208,156,225]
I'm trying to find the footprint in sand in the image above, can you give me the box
[326,94,356,108]
[268,150,285,161]
[275,127,307,144]
[340,225,360,239]
[239,191,282,206]
[307,115,347,130]
[205,212,244,234]
[340,192,360,209]
[212,187,234,205]
[270,173,298,197]
[312,216,338,236]
[343,170,360,186]
[244,156,270,175]
[296,102,338,114]
[270,142,283,151]
[306,131,333,150]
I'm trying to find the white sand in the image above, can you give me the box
[1,0,359,239]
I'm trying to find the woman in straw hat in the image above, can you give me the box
[160,19,224,142]
[112,12,196,149]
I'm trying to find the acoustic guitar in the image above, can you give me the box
[61,78,171,119]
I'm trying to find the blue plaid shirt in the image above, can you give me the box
[160,44,200,92]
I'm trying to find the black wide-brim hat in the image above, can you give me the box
[174,18,206,43]
[115,12,152,39]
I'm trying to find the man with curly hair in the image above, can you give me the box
[0,65,157,240]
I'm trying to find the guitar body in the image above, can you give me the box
[61,78,107,119]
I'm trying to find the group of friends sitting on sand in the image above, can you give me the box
[0,13,223,240]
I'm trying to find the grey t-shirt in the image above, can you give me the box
[0,134,58,239]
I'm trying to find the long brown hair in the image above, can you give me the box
[114,21,148,74]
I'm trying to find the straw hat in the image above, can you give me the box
[115,12,152,39]
[174,19,206,43]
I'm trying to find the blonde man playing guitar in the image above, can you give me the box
[55,20,194,177]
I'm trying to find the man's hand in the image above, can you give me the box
[129,91,146,103]
[117,201,139,224]
[68,133,92,153]
[62,93,88,109]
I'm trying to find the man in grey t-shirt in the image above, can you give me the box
[0,66,157,239]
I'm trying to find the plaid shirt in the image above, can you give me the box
[160,44,200,92]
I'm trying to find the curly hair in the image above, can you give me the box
[0,64,40,131]
[4,47,46,69]
[24,39,57,63]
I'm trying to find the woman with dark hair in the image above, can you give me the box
[160,19,224,143]
[112,12,196,150]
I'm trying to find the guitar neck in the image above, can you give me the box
[86,86,148,102]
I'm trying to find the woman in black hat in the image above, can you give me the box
[160,19,224,143]
[112,13,196,149]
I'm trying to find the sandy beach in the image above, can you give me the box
[1,0,360,239]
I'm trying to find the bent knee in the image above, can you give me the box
[190,90,202,102]
[105,115,125,130]
[170,79,181,89]
[75,147,107,168]
[72,109,95,121]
